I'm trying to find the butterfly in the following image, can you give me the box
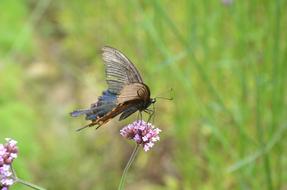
[70,46,156,131]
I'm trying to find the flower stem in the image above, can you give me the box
[118,144,140,190]
[16,178,47,190]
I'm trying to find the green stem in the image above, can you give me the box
[16,178,47,190]
[255,78,273,190]
[118,144,140,190]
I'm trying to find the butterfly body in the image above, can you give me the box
[71,46,155,130]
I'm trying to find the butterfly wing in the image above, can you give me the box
[70,90,117,120]
[117,83,150,104]
[102,46,143,94]
[119,106,139,121]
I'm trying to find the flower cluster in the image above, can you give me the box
[120,120,161,151]
[0,138,18,190]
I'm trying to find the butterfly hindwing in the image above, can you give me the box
[71,90,117,118]
[84,83,150,124]
[86,103,131,129]
[119,105,139,121]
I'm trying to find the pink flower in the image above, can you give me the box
[0,138,18,189]
[120,120,161,152]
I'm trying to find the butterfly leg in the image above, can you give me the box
[152,103,155,123]
[144,109,154,122]
[137,111,143,120]
[145,103,156,123]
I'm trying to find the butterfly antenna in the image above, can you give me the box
[155,88,174,101]
[152,103,156,123]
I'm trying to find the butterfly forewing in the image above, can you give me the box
[102,46,143,94]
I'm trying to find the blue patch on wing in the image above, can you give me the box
[85,90,117,120]
[97,90,117,106]
[70,109,91,117]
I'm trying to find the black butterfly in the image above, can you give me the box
[71,46,156,130]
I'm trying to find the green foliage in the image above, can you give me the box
[0,0,286,189]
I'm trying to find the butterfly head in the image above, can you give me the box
[144,98,156,109]
[151,98,156,104]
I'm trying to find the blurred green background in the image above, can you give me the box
[0,0,286,189]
